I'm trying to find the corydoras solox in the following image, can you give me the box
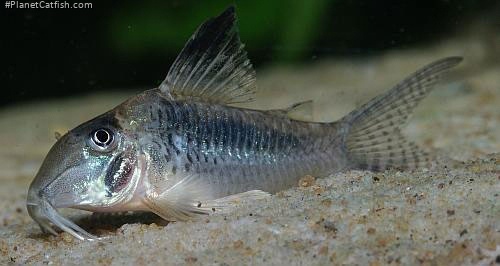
[27,6,462,240]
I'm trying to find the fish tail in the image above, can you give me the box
[340,57,462,171]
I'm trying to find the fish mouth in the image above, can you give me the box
[27,195,101,241]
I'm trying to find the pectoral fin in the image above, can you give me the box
[143,174,213,221]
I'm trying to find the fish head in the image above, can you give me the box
[27,111,142,240]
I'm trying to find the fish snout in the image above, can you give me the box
[26,185,100,240]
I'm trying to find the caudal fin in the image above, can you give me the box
[342,57,462,171]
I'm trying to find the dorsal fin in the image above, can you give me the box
[159,6,257,105]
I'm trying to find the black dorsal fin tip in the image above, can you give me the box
[221,5,236,19]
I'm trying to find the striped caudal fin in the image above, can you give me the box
[342,57,462,171]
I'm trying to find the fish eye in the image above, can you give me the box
[90,128,116,151]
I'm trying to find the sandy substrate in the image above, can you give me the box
[0,33,499,265]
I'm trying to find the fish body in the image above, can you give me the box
[27,6,462,240]
[120,89,346,195]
